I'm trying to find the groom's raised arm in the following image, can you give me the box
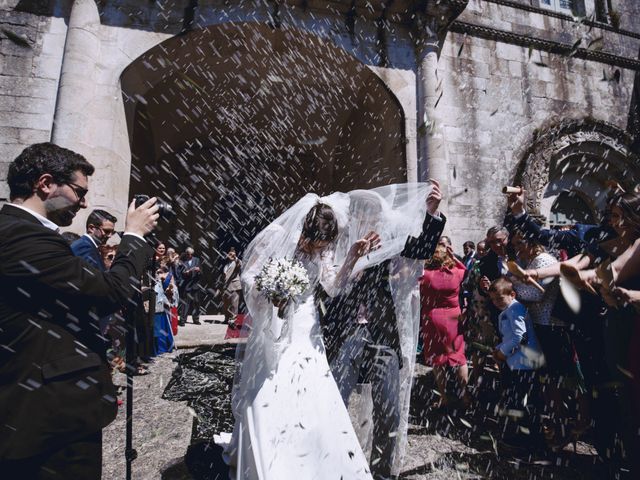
[401,212,446,260]
[401,180,445,260]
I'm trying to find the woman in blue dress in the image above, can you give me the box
[153,265,176,355]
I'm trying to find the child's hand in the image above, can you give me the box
[492,349,507,362]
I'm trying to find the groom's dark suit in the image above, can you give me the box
[322,212,445,480]
[0,204,150,469]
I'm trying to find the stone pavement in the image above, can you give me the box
[173,315,243,349]
[103,321,603,480]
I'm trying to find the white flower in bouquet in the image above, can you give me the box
[254,258,310,302]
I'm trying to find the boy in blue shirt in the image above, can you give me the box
[489,277,545,447]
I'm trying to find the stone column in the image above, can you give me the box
[414,1,468,216]
[51,0,128,232]
[51,0,100,151]
[417,40,448,198]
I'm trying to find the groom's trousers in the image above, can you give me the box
[331,324,400,480]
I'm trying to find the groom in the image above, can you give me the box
[322,181,445,480]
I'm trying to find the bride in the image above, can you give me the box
[221,184,432,479]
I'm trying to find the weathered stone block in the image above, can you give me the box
[508,60,523,78]
[495,43,523,63]
[18,128,50,144]
[0,76,56,98]
[33,53,62,80]
[0,111,50,130]
[0,125,19,142]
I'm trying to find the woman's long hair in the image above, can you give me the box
[424,244,456,270]
[608,191,640,239]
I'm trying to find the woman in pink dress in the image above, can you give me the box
[420,244,469,407]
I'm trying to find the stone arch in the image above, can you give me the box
[514,118,640,222]
[119,22,408,289]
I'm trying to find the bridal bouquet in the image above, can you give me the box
[254,258,310,302]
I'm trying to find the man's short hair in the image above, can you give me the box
[486,226,509,238]
[185,247,194,255]
[463,241,475,249]
[7,143,95,201]
[489,276,514,295]
[86,209,117,230]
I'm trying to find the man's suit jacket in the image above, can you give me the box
[322,213,446,367]
[223,259,242,293]
[462,252,476,271]
[179,256,202,292]
[71,234,106,271]
[506,212,615,258]
[476,250,503,284]
[0,204,151,460]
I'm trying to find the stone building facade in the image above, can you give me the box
[1,0,639,255]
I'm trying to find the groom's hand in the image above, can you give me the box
[426,179,442,217]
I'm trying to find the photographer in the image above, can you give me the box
[0,143,158,479]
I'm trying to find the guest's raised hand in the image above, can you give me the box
[560,263,598,295]
[507,187,526,216]
[445,244,455,258]
[610,286,640,311]
[479,275,491,292]
[426,179,442,216]
[521,269,538,285]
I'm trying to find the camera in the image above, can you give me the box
[133,194,175,219]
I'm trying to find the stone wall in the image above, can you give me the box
[0,1,67,200]
[432,0,640,249]
[1,0,638,251]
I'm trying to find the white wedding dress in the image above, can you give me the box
[221,185,432,479]
[224,248,373,480]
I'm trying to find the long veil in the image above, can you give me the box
[229,183,432,475]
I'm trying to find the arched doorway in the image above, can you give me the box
[514,119,640,224]
[120,23,407,303]
[549,190,597,226]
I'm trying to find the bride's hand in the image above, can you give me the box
[350,231,381,259]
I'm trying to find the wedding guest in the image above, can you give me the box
[476,240,487,258]
[510,230,578,448]
[0,142,157,479]
[153,266,176,355]
[438,235,463,261]
[100,244,118,270]
[222,247,242,328]
[178,247,203,326]
[507,186,616,258]
[154,240,167,265]
[71,209,117,271]
[462,240,477,270]
[488,277,544,446]
[420,244,469,407]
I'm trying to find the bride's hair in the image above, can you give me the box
[302,203,338,243]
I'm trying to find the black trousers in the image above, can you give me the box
[179,289,202,324]
[331,325,400,480]
[1,430,102,480]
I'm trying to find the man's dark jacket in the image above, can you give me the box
[70,234,106,271]
[507,212,615,258]
[322,213,446,366]
[0,204,150,460]
[179,256,202,292]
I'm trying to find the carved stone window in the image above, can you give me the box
[514,119,639,224]
[539,0,585,15]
